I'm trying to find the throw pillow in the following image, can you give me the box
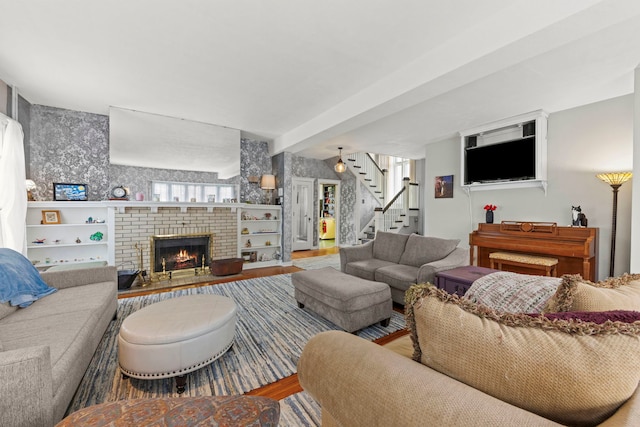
[398,234,459,267]
[0,248,57,307]
[544,273,640,313]
[405,284,640,426]
[464,271,560,313]
[372,231,409,263]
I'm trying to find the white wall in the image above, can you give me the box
[425,94,634,281]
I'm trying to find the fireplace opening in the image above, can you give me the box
[151,233,213,275]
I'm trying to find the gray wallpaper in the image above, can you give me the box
[240,138,273,204]
[29,105,110,201]
[108,164,237,200]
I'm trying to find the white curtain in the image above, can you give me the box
[0,113,27,254]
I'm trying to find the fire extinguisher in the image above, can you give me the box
[322,220,327,234]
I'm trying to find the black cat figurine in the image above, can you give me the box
[571,206,588,227]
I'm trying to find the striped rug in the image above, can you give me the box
[68,273,404,425]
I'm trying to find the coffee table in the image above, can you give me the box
[435,266,499,296]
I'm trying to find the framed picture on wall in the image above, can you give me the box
[435,175,453,199]
[42,210,61,224]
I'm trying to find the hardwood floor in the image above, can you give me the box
[119,245,407,403]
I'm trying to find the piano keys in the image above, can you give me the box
[469,221,598,281]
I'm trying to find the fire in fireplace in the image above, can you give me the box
[150,233,213,275]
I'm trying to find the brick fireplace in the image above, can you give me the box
[114,206,238,275]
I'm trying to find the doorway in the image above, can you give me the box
[292,178,315,251]
[318,179,340,249]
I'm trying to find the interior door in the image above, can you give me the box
[292,178,314,251]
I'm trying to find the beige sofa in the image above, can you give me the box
[298,331,640,427]
[340,231,468,304]
[0,266,118,427]
[299,272,640,426]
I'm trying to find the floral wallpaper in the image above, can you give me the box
[29,105,110,201]
[240,138,273,204]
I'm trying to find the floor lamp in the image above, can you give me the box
[596,171,632,277]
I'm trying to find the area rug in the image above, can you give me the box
[292,253,340,270]
[279,391,321,426]
[68,273,404,418]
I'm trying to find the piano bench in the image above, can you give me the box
[489,252,558,277]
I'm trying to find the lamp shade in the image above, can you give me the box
[260,174,276,190]
[596,172,632,186]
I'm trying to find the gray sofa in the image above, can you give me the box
[0,266,118,427]
[340,231,468,304]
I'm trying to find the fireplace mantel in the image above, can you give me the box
[103,200,244,214]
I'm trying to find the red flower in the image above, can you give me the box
[484,204,497,211]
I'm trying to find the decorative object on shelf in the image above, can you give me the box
[484,204,497,224]
[110,185,130,200]
[32,238,46,244]
[260,174,276,204]
[26,179,36,201]
[570,206,588,227]
[334,146,346,173]
[41,210,61,224]
[90,232,104,241]
[265,240,271,246]
[596,171,633,277]
[207,194,215,203]
[241,227,249,234]
[53,183,88,201]
[245,239,252,248]
[76,237,82,244]
[264,212,272,220]
[135,192,145,201]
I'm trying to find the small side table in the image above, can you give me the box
[435,266,499,296]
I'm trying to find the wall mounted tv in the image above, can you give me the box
[463,136,536,185]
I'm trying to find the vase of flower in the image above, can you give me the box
[485,210,494,224]
[484,204,497,224]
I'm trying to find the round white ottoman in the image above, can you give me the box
[118,294,237,393]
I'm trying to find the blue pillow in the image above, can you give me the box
[0,248,57,307]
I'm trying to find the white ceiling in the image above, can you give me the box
[1,0,640,162]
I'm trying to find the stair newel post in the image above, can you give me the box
[381,169,388,204]
[402,177,410,227]
[374,207,384,234]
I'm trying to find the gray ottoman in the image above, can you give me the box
[292,267,392,333]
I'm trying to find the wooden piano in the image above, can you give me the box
[469,221,598,281]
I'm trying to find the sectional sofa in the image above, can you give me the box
[340,231,469,304]
[0,261,117,427]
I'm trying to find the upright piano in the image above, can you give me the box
[469,222,598,281]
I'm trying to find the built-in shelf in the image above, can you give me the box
[239,205,282,269]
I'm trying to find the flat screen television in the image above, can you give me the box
[464,137,536,185]
[53,183,88,201]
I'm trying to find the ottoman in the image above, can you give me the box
[292,267,392,333]
[118,294,237,393]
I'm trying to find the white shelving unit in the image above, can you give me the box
[239,204,282,269]
[26,201,115,269]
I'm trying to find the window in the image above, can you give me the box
[151,181,238,202]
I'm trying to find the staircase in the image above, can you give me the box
[344,153,420,242]
[345,152,386,203]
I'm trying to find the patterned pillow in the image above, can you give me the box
[405,284,640,426]
[464,271,559,313]
[544,273,640,313]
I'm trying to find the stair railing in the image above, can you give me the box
[374,178,411,232]
[346,152,386,203]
